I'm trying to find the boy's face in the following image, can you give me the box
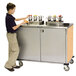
[9,7,16,14]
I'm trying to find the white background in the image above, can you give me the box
[0,0,76,75]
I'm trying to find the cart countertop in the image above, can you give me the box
[20,23,73,29]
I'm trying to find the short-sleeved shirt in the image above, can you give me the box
[5,13,17,33]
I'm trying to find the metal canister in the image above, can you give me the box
[52,15,56,22]
[47,16,51,21]
[58,15,63,22]
[38,16,43,21]
[33,15,37,21]
[28,15,32,21]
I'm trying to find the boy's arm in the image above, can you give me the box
[15,18,26,21]
[15,15,30,21]
[12,21,27,30]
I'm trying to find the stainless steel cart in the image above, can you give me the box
[17,22,74,71]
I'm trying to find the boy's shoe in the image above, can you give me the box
[5,67,14,72]
[13,66,20,69]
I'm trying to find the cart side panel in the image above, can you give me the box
[67,25,73,63]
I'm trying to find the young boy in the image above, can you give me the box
[5,3,30,71]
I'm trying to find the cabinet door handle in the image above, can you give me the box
[42,29,44,32]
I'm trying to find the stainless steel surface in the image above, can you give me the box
[21,23,73,29]
[22,21,44,26]
[17,23,73,64]
[65,29,67,63]
[28,21,39,25]
[41,28,65,63]
[46,22,63,26]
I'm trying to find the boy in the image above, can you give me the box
[5,3,30,72]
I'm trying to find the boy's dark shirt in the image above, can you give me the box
[5,13,18,33]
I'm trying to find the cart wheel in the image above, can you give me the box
[64,65,70,71]
[19,61,23,67]
[72,56,75,58]
[70,59,74,64]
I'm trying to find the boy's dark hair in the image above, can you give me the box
[6,3,16,11]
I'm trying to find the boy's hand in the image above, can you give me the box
[24,19,29,23]
[21,19,29,25]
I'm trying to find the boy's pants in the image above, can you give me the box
[5,33,19,69]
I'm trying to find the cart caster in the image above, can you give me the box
[70,59,74,64]
[72,56,75,58]
[19,61,23,67]
[64,65,70,71]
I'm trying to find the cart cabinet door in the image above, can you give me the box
[17,27,40,61]
[41,28,66,63]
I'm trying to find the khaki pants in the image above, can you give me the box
[5,33,19,69]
